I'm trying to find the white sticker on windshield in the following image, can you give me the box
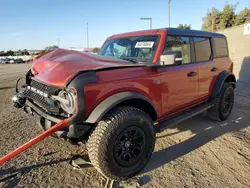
[135,41,154,48]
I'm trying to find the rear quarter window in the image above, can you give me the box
[214,37,229,58]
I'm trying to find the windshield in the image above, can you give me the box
[98,35,159,63]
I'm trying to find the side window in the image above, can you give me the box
[214,38,228,57]
[164,36,191,64]
[103,45,113,56]
[104,43,128,57]
[193,37,212,62]
[113,43,127,57]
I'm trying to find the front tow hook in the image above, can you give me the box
[12,93,26,108]
[12,77,26,108]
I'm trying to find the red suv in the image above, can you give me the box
[12,28,236,180]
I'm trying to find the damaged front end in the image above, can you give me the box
[12,70,92,141]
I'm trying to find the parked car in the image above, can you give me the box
[15,58,24,64]
[4,58,11,63]
[0,58,6,64]
[12,28,235,180]
[9,58,15,64]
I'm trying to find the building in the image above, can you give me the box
[244,17,250,35]
[244,23,250,35]
[68,47,94,52]
[28,50,43,55]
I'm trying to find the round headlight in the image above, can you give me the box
[58,90,76,114]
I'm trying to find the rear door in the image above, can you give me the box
[212,37,232,73]
[193,37,217,101]
[158,35,199,117]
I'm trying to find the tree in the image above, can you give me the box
[219,3,238,29]
[200,3,250,31]
[177,24,191,29]
[23,49,30,55]
[92,47,100,53]
[235,8,250,26]
[16,50,22,56]
[6,50,14,56]
[0,51,5,56]
[202,8,221,32]
[44,45,58,51]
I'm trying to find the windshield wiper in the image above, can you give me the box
[120,57,138,63]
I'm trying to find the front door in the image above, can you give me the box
[158,35,198,117]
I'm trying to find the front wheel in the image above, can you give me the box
[208,82,235,121]
[87,106,155,180]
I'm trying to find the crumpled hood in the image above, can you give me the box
[31,48,144,87]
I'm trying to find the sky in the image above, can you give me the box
[0,0,249,51]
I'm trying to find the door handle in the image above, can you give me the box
[211,67,218,72]
[187,71,197,77]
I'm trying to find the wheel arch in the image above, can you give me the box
[210,71,236,100]
[85,91,158,123]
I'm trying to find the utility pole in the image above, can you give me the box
[140,17,152,29]
[57,38,60,47]
[168,0,171,27]
[212,19,214,32]
[87,22,89,48]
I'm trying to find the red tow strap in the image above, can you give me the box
[0,119,70,165]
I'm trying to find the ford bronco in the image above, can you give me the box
[12,28,236,180]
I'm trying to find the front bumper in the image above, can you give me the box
[24,100,62,123]
[12,77,92,140]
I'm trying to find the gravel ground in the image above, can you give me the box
[0,64,250,188]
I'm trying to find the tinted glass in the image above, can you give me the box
[194,37,212,62]
[214,38,228,57]
[99,35,159,63]
[164,36,191,64]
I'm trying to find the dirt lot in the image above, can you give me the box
[0,64,250,188]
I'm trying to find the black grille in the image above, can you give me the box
[30,78,59,95]
[23,78,60,114]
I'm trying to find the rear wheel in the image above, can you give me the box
[87,106,155,180]
[208,82,234,121]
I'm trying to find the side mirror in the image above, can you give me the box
[160,50,182,66]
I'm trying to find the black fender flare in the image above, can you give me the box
[85,91,158,123]
[210,71,236,100]
[67,71,98,124]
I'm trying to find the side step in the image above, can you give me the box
[154,103,214,133]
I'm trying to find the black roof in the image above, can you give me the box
[165,27,225,38]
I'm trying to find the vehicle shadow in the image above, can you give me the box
[142,105,250,174]
[238,56,250,84]
[0,157,71,176]
[0,157,72,187]
[0,172,22,188]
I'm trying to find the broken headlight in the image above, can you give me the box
[51,89,76,115]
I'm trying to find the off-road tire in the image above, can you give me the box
[87,106,156,180]
[208,82,234,121]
